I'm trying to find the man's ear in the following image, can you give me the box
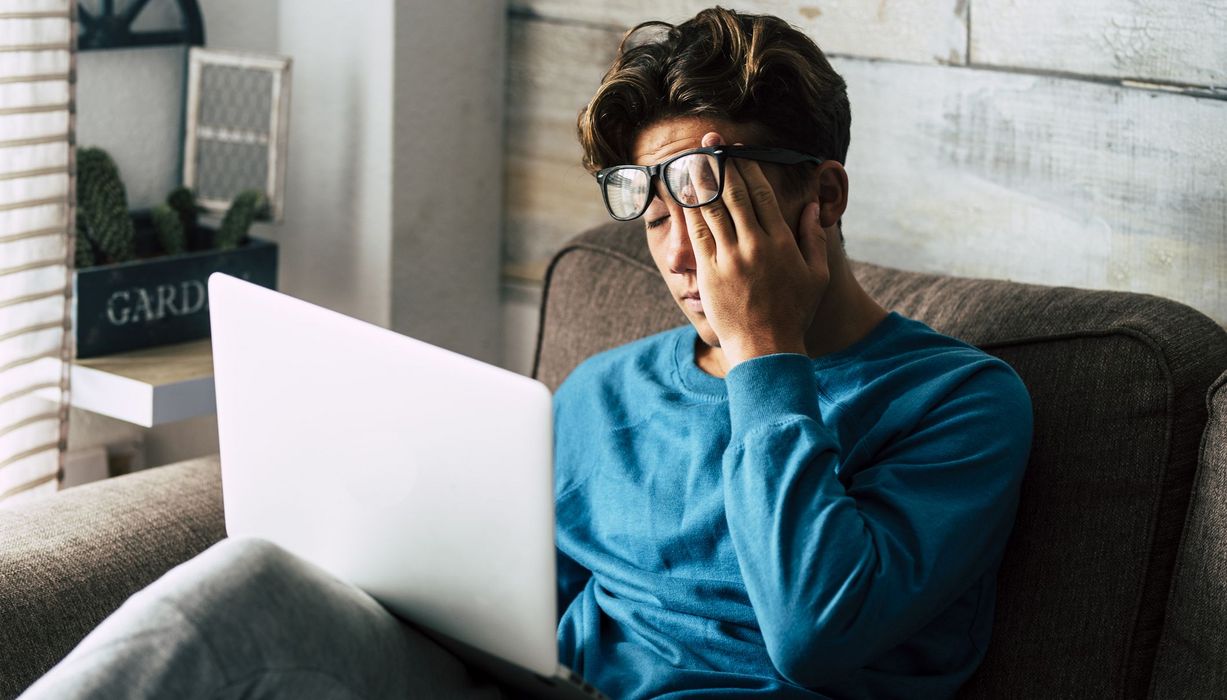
[815,161,848,229]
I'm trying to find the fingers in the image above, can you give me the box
[684,132,735,259]
[685,152,720,205]
[716,156,761,240]
[682,197,719,263]
[732,158,789,234]
[698,136,786,252]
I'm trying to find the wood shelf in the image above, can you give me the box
[36,339,216,427]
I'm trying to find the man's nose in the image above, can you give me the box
[665,219,697,274]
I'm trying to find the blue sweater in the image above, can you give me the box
[552,312,1032,699]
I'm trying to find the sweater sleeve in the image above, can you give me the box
[721,352,1031,688]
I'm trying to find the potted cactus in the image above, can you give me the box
[72,146,279,358]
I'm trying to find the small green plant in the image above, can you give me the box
[150,203,186,255]
[215,189,268,250]
[73,149,272,267]
[74,215,95,268]
[166,186,200,237]
[76,147,135,265]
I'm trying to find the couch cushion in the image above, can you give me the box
[0,454,224,699]
[1151,371,1227,697]
[533,221,1227,698]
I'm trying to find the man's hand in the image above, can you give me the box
[681,131,830,369]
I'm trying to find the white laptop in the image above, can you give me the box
[207,272,607,699]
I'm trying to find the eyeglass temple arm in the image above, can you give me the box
[715,145,825,165]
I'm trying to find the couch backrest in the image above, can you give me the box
[532,221,1227,698]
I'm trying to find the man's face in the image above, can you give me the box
[631,115,814,349]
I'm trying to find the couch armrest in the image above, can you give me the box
[0,454,224,699]
[1152,371,1227,697]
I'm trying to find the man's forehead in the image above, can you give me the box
[631,116,764,165]
[634,132,700,166]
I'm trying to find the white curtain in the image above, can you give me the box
[0,0,73,505]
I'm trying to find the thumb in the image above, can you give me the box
[798,201,829,271]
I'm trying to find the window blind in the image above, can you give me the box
[0,0,73,505]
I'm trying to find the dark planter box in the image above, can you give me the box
[73,214,278,359]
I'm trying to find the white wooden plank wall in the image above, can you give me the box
[838,58,1227,312]
[500,1,1227,373]
[971,0,1227,90]
[504,18,617,283]
[511,1,969,64]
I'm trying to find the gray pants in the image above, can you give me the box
[19,537,510,699]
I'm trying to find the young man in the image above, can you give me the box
[550,9,1031,698]
[20,7,1031,700]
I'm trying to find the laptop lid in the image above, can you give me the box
[207,272,558,678]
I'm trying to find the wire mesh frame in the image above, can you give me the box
[0,1,76,503]
[182,47,291,223]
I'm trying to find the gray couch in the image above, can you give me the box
[3,221,1225,698]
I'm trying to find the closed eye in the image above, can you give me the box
[645,214,669,230]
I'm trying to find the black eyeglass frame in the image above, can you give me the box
[594,145,826,222]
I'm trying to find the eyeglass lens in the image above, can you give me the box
[664,153,721,207]
[605,168,651,220]
[604,152,723,220]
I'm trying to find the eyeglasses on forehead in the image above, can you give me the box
[594,145,825,222]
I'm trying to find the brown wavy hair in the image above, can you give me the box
[577,6,851,185]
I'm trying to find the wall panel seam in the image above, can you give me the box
[505,11,1226,101]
